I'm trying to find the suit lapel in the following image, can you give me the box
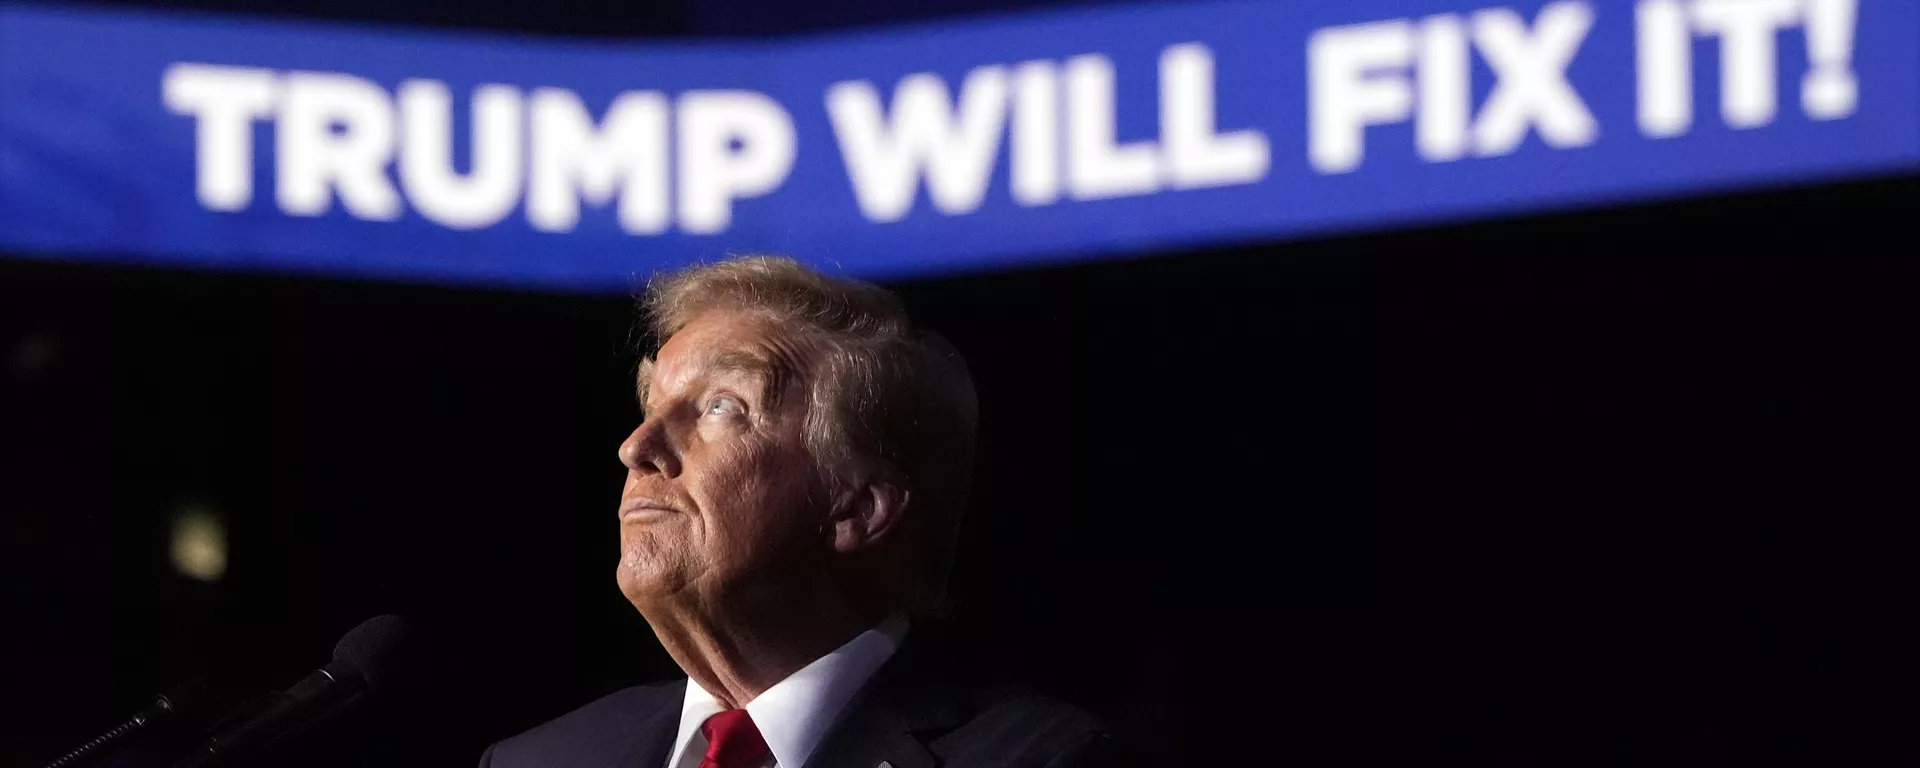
[800,685,938,768]
[619,679,688,768]
[801,628,968,768]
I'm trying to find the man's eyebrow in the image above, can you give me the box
[636,358,656,410]
[635,350,790,415]
[704,349,790,407]
[705,349,778,379]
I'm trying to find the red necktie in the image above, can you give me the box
[699,709,772,768]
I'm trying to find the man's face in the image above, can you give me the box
[616,309,830,612]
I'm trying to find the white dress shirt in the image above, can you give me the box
[664,615,910,768]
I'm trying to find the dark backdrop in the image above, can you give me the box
[7,172,1918,766]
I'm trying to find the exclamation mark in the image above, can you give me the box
[1801,0,1858,119]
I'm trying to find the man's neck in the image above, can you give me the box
[643,594,883,709]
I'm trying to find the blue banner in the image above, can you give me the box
[2,0,1916,290]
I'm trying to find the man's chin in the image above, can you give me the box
[615,561,681,609]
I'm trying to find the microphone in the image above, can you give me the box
[170,615,422,768]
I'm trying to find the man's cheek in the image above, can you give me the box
[700,445,770,529]
[704,445,759,501]
[709,439,783,492]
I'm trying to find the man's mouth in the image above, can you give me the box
[620,498,681,522]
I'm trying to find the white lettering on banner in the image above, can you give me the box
[161,7,1872,235]
[829,43,1269,222]
[399,81,522,230]
[1799,0,1860,119]
[1064,54,1160,200]
[1309,1,1597,174]
[1009,60,1061,206]
[1636,0,1859,136]
[163,64,278,211]
[1159,43,1270,190]
[526,89,669,235]
[1417,15,1471,163]
[1694,0,1804,128]
[277,72,403,220]
[164,67,798,233]
[1636,0,1694,137]
[1309,19,1416,174]
[827,67,1011,222]
[676,91,798,234]
[1469,3,1598,157]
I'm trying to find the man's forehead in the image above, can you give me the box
[633,320,806,399]
[659,347,776,379]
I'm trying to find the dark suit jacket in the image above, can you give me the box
[477,631,1115,768]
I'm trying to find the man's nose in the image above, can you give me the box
[618,420,681,478]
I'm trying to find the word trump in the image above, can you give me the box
[164,65,794,233]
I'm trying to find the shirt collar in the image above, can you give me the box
[666,615,910,768]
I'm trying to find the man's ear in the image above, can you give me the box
[828,474,910,554]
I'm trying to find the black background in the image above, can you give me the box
[4,0,1919,764]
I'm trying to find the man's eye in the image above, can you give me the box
[704,396,745,417]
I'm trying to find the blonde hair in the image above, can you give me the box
[642,255,979,613]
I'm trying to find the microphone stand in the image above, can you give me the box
[41,678,211,768]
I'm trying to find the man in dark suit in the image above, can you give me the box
[479,256,1112,768]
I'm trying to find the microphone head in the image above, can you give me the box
[331,614,423,695]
